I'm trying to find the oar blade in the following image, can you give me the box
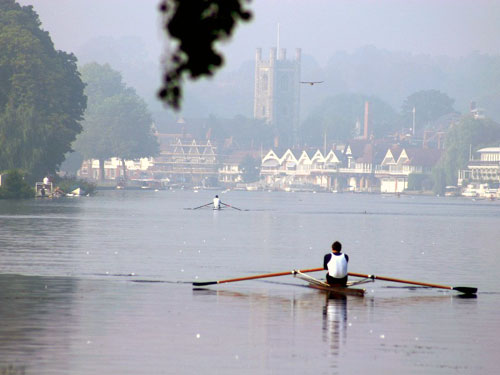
[192,281,218,286]
[453,286,477,295]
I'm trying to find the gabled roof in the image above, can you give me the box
[344,139,371,158]
[297,150,312,165]
[399,148,442,167]
[310,150,325,163]
[187,140,200,156]
[381,145,403,165]
[281,149,300,163]
[325,150,342,164]
[171,139,185,156]
[262,150,280,163]
[354,142,391,164]
[202,140,216,156]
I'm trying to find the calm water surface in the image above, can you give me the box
[1,190,499,374]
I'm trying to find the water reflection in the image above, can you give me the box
[0,191,497,374]
[322,293,347,356]
[0,274,77,373]
[0,199,83,277]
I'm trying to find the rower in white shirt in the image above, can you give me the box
[323,241,349,286]
[213,195,221,210]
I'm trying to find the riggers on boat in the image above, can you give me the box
[193,268,477,295]
[293,271,372,297]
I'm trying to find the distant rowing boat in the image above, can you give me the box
[294,271,368,297]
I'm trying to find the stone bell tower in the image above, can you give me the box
[253,47,301,147]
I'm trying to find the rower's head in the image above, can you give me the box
[215,195,218,198]
[331,241,342,253]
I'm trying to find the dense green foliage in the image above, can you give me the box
[239,155,260,183]
[401,90,456,131]
[407,173,433,191]
[205,115,273,150]
[299,93,399,145]
[0,169,34,199]
[74,63,159,179]
[158,0,252,109]
[432,115,500,193]
[0,0,86,181]
[59,150,84,176]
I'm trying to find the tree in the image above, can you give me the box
[299,93,399,146]
[239,155,260,183]
[401,90,456,132]
[74,63,159,181]
[432,115,500,194]
[0,0,86,181]
[59,151,84,176]
[407,173,433,191]
[158,0,252,109]
[0,169,34,199]
[205,115,273,150]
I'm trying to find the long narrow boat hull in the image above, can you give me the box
[307,282,365,297]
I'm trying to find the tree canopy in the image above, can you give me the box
[158,0,252,109]
[299,93,399,146]
[74,63,159,178]
[0,0,86,181]
[239,155,260,183]
[401,90,456,132]
[432,115,500,193]
[0,169,34,199]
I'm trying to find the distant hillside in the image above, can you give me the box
[182,46,500,123]
[76,40,500,123]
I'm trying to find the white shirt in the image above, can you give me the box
[326,253,348,278]
[213,197,220,209]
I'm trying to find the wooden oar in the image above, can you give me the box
[194,268,477,294]
[348,272,477,294]
[193,267,323,286]
[221,202,244,211]
[185,202,212,210]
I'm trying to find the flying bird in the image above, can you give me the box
[300,81,324,86]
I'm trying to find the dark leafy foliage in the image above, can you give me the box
[300,93,400,145]
[158,0,252,109]
[401,90,456,130]
[0,0,86,182]
[239,155,260,183]
[74,63,159,170]
[432,115,500,193]
[0,169,34,199]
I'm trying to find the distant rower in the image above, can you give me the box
[213,195,221,210]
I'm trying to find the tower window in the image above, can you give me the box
[262,74,268,90]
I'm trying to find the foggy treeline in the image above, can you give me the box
[77,38,500,126]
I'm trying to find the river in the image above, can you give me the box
[1,190,499,374]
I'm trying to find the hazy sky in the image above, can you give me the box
[17,0,500,70]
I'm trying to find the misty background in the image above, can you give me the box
[17,0,500,125]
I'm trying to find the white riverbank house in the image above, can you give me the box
[260,141,442,193]
[458,147,500,198]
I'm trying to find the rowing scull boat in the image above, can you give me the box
[193,268,476,295]
[294,271,371,297]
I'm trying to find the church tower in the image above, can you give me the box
[253,47,301,147]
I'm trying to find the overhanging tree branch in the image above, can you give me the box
[158,0,252,110]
